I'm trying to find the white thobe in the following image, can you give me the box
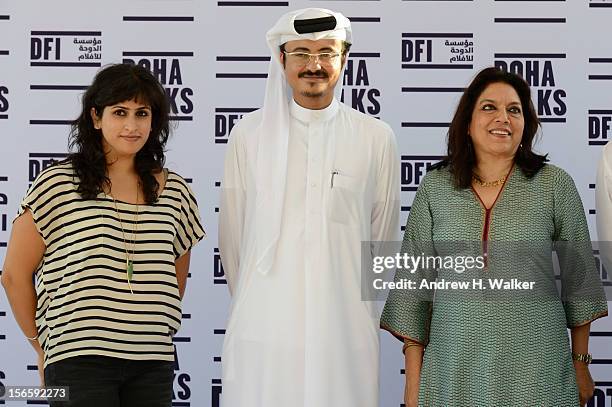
[219,98,400,407]
[596,141,612,273]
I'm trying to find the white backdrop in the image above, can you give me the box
[0,1,611,406]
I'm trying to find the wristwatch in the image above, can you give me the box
[572,353,593,364]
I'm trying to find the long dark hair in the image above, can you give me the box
[435,67,548,188]
[68,63,170,204]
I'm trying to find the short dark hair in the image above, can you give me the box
[434,66,548,188]
[67,63,171,204]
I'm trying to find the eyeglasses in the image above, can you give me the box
[282,51,341,66]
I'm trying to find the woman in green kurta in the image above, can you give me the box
[381,67,608,407]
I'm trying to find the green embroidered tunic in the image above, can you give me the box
[381,164,608,407]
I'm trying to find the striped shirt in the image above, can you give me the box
[19,163,205,367]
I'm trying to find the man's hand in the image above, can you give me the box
[574,361,594,406]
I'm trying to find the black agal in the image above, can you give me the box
[294,16,337,34]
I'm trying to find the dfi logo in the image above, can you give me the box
[31,35,60,60]
[215,108,255,144]
[401,156,443,192]
[30,31,102,67]
[401,33,474,69]
[29,153,68,183]
[588,110,612,146]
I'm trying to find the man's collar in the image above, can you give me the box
[290,97,339,124]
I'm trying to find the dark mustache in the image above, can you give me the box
[299,70,328,78]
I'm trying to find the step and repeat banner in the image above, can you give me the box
[0,1,611,406]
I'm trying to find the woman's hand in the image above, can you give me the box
[574,361,594,406]
[2,209,47,389]
[36,349,45,387]
[404,341,424,407]
[404,382,419,407]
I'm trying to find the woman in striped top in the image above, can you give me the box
[1,63,205,407]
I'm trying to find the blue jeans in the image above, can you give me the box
[44,355,173,407]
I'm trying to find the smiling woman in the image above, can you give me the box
[442,67,546,190]
[1,63,206,407]
[469,82,524,163]
[91,100,153,161]
[69,63,170,205]
[381,67,608,407]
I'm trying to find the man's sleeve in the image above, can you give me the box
[596,143,612,273]
[219,127,247,296]
[370,127,400,249]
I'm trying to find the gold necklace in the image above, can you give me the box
[111,187,139,294]
[472,173,506,187]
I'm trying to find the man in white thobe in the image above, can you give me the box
[219,8,399,407]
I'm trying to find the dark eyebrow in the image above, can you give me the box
[286,46,338,53]
[478,98,521,106]
[111,105,151,110]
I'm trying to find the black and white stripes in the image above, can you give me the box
[19,163,205,366]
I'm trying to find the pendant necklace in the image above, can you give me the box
[111,185,139,294]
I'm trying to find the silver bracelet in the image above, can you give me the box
[25,333,38,341]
